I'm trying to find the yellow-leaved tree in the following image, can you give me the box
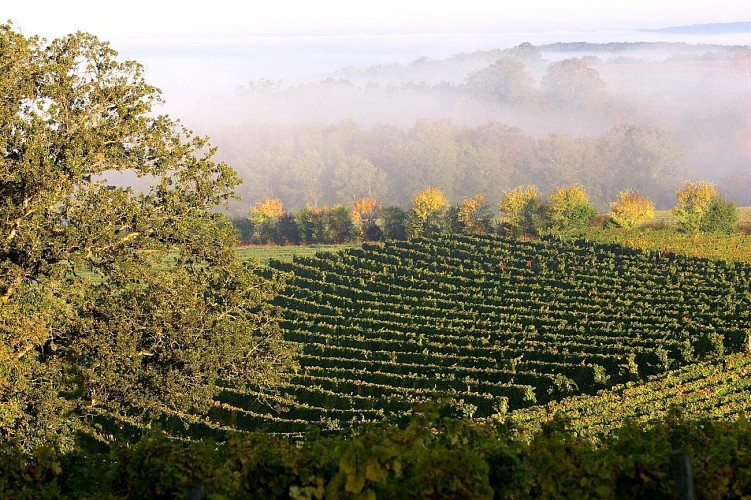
[411,187,449,236]
[547,184,597,231]
[672,181,718,233]
[672,181,738,234]
[499,185,542,236]
[250,197,284,224]
[609,190,655,229]
[249,197,285,243]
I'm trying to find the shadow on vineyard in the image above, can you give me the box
[6,407,751,498]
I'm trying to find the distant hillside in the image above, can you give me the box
[539,40,743,53]
[644,21,751,35]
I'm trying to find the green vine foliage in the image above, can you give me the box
[2,409,750,498]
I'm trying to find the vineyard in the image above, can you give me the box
[575,227,751,263]
[39,233,751,498]
[511,351,751,438]
[166,233,751,437]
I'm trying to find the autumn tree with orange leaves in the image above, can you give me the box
[352,197,381,229]
[352,197,383,241]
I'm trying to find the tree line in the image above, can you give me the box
[203,39,751,211]
[232,180,739,245]
[217,120,685,216]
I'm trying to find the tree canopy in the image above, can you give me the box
[0,24,296,450]
[547,184,597,231]
[609,190,656,229]
[499,185,543,236]
[410,187,449,236]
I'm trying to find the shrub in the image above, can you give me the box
[700,197,738,234]
[228,216,254,244]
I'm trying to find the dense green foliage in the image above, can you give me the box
[0,24,295,452]
[511,352,751,438]
[2,410,750,498]
[169,234,751,436]
[701,197,739,234]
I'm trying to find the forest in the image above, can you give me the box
[191,41,751,214]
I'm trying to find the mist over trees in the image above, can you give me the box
[218,120,683,214]
[186,41,750,213]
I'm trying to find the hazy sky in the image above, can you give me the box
[6,0,750,39]
[6,1,749,115]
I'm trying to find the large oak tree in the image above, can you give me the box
[0,24,296,450]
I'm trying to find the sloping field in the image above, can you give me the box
[509,351,751,439]
[188,234,751,435]
[577,227,751,262]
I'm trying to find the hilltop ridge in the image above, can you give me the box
[643,21,751,35]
